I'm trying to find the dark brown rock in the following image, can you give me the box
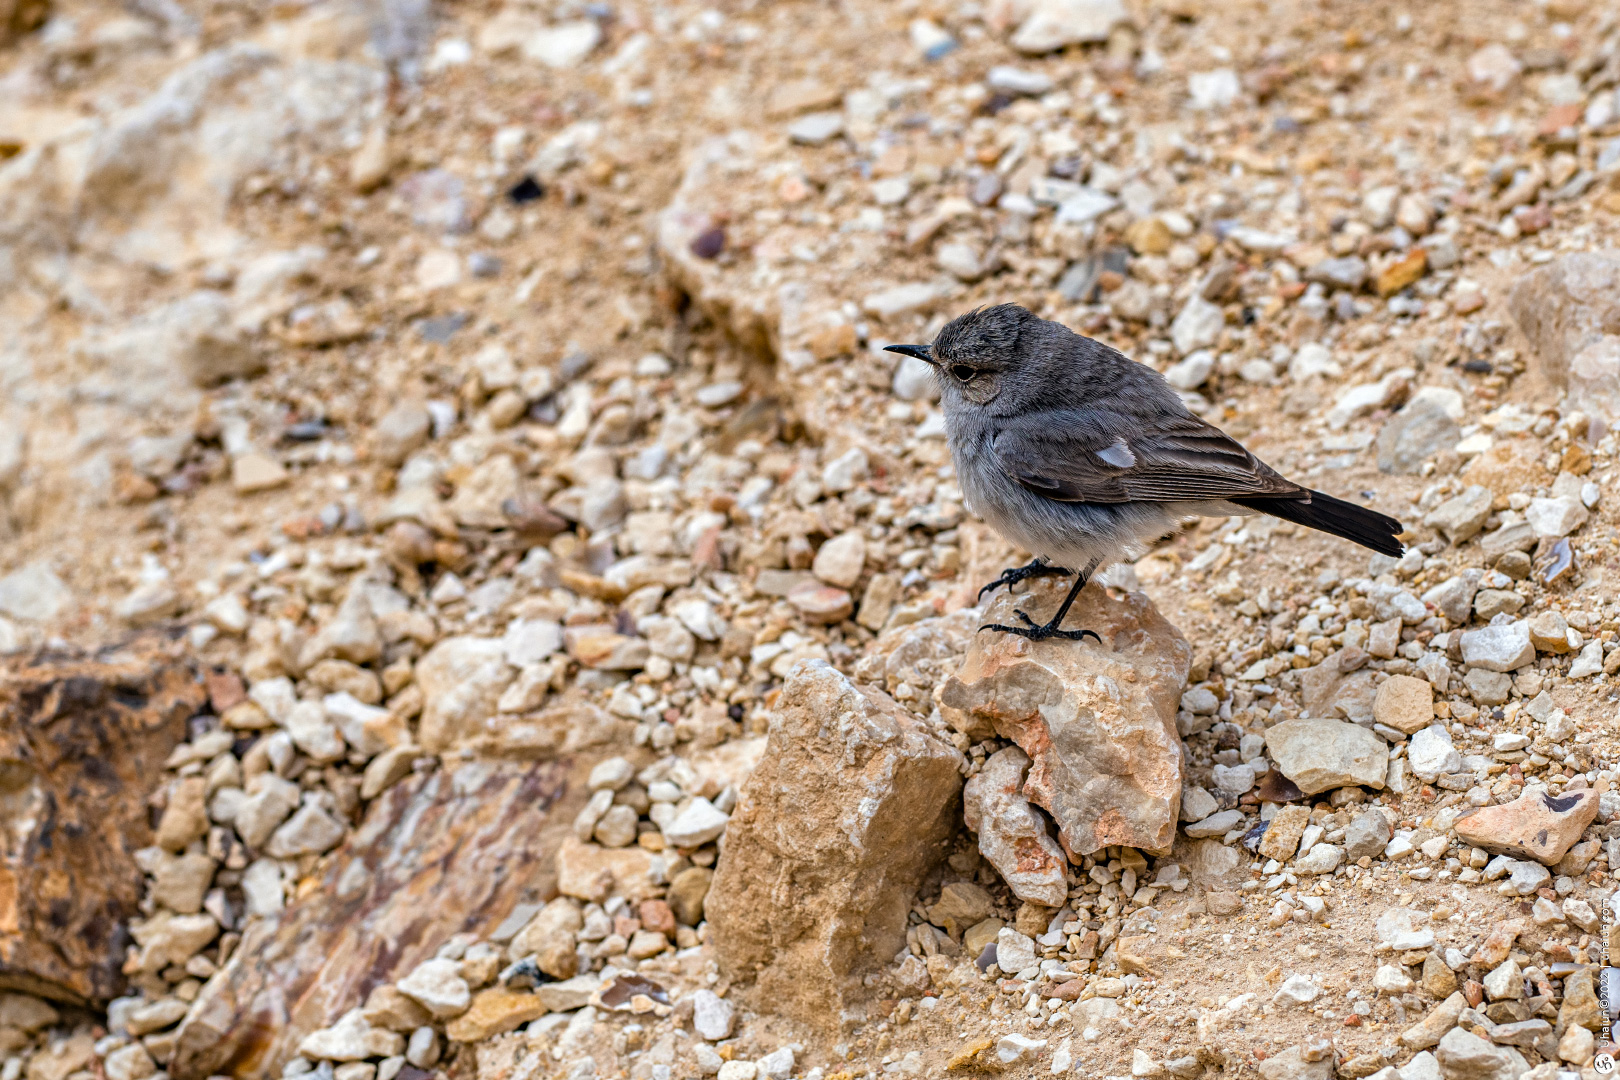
[169,762,572,1080]
[0,0,48,45]
[0,639,203,1004]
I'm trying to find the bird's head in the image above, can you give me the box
[883,303,1040,410]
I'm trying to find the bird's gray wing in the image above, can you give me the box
[991,407,1304,504]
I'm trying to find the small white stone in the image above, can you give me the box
[1482,958,1522,1001]
[821,447,869,493]
[1523,496,1588,538]
[588,757,635,791]
[1374,908,1435,951]
[812,531,867,589]
[691,989,735,1041]
[1211,763,1256,796]
[662,797,729,847]
[103,1042,156,1080]
[995,928,1038,973]
[1184,809,1244,838]
[265,801,346,859]
[995,1034,1046,1065]
[788,111,844,145]
[1373,964,1414,995]
[405,1026,440,1069]
[987,65,1054,95]
[1272,973,1321,1006]
[525,20,601,69]
[1568,640,1604,678]
[1294,843,1343,875]
[1407,726,1463,783]
[862,281,949,320]
[757,1047,795,1080]
[934,243,984,284]
[1170,295,1223,355]
[1459,621,1535,672]
[397,958,471,1019]
[241,859,285,918]
[1188,67,1240,110]
[593,804,639,848]
[1165,350,1216,390]
[503,618,563,666]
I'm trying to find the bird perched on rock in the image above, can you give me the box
[885,304,1404,643]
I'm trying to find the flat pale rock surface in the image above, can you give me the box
[1372,674,1434,735]
[941,579,1190,857]
[1265,717,1388,795]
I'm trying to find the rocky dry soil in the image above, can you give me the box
[6,1,1620,1080]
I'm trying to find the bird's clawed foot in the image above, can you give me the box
[978,608,1100,644]
[976,558,1072,601]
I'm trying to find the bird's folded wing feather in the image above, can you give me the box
[992,408,1304,504]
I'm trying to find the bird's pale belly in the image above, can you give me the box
[953,436,1197,572]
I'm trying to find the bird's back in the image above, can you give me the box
[992,315,1185,422]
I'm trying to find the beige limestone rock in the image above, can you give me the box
[232,453,289,493]
[1264,717,1388,794]
[667,866,714,926]
[448,454,521,529]
[707,659,963,1028]
[1373,674,1435,734]
[444,988,545,1043]
[507,898,581,978]
[554,837,667,902]
[1455,782,1605,865]
[1401,991,1467,1050]
[1258,805,1312,862]
[414,636,512,753]
[962,746,1068,907]
[940,578,1190,857]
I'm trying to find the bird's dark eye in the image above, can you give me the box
[950,364,976,382]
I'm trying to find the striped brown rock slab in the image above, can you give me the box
[169,761,572,1080]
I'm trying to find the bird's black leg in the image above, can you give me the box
[976,557,1072,601]
[979,560,1101,644]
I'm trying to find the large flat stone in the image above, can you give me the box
[940,578,1190,857]
[1264,717,1388,794]
[0,639,204,1004]
[1454,782,1606,866]
[169,761,571,1079]
[1506,252,1620,385]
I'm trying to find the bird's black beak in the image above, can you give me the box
[883,344,936,364]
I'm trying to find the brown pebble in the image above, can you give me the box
[638,899,676,936]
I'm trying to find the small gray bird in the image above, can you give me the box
[885,304,1404,643]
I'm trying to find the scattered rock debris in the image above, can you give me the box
[3,0,1620,1078]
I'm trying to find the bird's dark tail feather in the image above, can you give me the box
[1234,489,1405,558]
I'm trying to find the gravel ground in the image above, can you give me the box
[5,1,1620,1079]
